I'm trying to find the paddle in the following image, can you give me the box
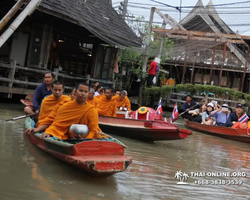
[171,102,200,123]
[1,113,37,122]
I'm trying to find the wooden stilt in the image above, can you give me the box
[240,47,250,91]
[218,42,227,86]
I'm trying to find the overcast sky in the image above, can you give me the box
[113,0,250,35]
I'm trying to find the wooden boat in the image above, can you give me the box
[185,120,250,143]
[98,114,192,141]
[25,117,132,177]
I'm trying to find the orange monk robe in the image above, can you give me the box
[37,96,72,126]
[113,96,131,111]
[44,100,101,140]
[95,94,104,99]
[36,95,70,127]
[96,96,117,117]
[86,97,99,107]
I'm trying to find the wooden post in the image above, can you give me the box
[218,42,227,86]
[190,54,196,84]
[122,0,128,19]
[8,60,16,88]
[0,0,26,31]
[240,47,250,92]
[138,7,155,105]
[156,19,166,86]
[86,74,90,85]
[181,36,190,83]
[54,68,59,80]
[209,39,217,83]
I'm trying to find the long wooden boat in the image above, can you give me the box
[25,117,132,177]
[98,115,192,141]
[185,120,250,143]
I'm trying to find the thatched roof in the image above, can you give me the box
[38,0,142,47]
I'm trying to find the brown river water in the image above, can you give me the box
[0,103,249,200]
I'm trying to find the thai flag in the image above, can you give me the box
[238,113,249,123]
[156,98,163,115]
[171,103,179,119]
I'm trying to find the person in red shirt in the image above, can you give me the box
[147,57,157,87]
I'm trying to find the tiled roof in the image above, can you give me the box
[38,0,142,47]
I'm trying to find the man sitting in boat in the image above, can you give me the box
[41,83,105,140]
[36,80,70,127]
[115,90,120,96]
[96,88,117,117]
[210,104,229,126]
[181,95,198,121]
[24,72,54,115]
[226,103,246,127]
[86,88,99,107]
[113,90,131,111]
[26,88,77,135]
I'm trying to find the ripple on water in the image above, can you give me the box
[0,105,249,200]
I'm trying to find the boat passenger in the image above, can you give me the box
[202,103,216,125]
[94,85,103,97]
[96,88,117,117]
[86,88,99,107]
[36,80,70,127]
[113,90,131,111]
[123,90,128,96]
[226,103,246,127]
[115,90,120,96]
[181,95,198,121]
[25,88,76,135]
[41,83,104,140]
[24,72,54,115]
[210,104,229,126]
[189,103,207,123]
[92,81,99,91]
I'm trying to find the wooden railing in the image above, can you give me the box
[0,61,114,96]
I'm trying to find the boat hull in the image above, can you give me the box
[185,120,250,143]
[98,116,192,141]
[25,118,131,177]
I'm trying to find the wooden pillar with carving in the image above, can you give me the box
[240,47,250,92]
[218,42,227,87]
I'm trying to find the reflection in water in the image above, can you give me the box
[0,103,249,200]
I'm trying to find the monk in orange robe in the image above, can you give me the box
[41,83,104,140]
[36,81,69,127]
[86,88,99,107]
[114,90,131,111]
[96,88,117,117]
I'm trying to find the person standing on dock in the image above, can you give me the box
[24,72,54,115]
[146,57,157,87]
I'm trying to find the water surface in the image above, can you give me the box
[0,103,249,200]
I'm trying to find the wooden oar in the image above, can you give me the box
[1,113,37,122]
[171,102,200,123]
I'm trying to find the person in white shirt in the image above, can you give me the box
[94,85,103,97]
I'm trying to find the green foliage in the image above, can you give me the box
[233,91,244,101]
[194,84,204,94]
[145,87,161,97]
[161,85,174,97]
[245,94,250,103]
[175,84,195,95]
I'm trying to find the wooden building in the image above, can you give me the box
[154,0,250,93]
[0,0,141,97]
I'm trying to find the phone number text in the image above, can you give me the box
[194,179,243,185]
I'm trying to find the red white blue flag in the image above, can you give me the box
[171,103,179,119]
[238,113,249,123]
[156,98,163,115]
